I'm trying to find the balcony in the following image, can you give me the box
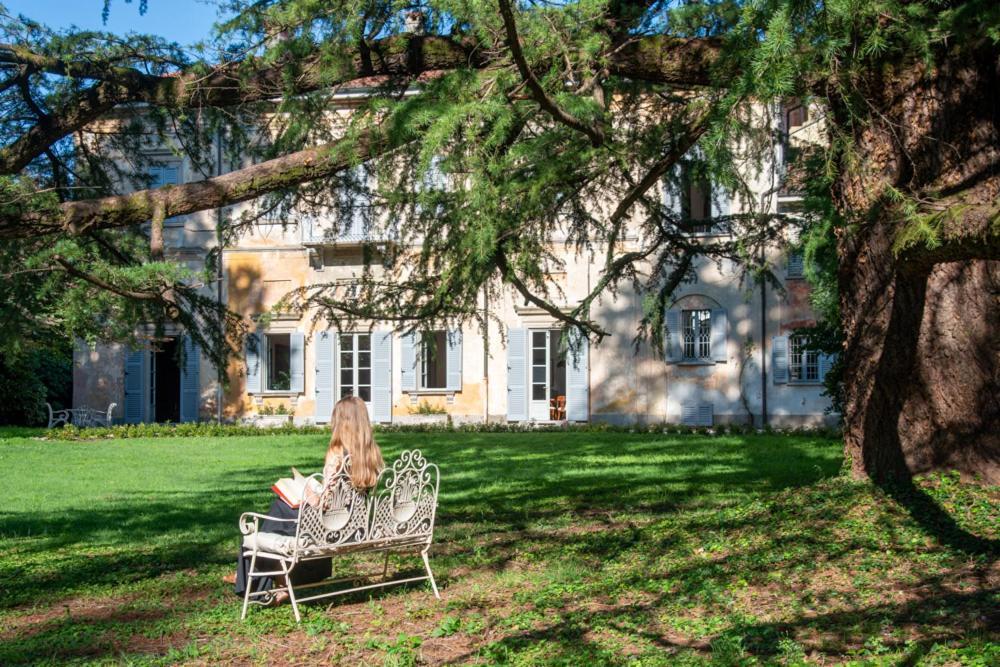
[300,210,394,246]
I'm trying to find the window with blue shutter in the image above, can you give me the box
[289,332,305,393]
[314,331,335,423]
[710,183,730,222]
[371,331,392,423]
[400,332,417,391]
[179,337,200,423]
[506,328,528,421]
[664,310,682,362]
[819,352,835,382]
[124,347,148,424]
[445,329,462,392]
[245,333,262,393]
[771,336,789,384]
[787,251,805,278]
[565,331,589,422]
[710,309,728,362]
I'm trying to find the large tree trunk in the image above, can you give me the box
[834,41,1000,484]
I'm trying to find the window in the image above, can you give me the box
[682,309,712,360]
[147,163,180,188]
[419,331,448,390]
[265,333,291,391]
[339,333,372,402]
[789,335,819,383]
[785,101,808,131]
[680,163,714,234]
[787,250,805,278]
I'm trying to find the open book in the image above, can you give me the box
[272,467,323,509]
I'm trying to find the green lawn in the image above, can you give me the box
[0,431,996,665]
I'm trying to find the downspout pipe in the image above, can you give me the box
[216,128,225,424]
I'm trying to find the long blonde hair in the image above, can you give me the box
[327,396,383,489]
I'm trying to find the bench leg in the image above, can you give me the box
[282,562,302,623]
[382,552,390,579]
[421,549,440,599]
[241,551,257,620]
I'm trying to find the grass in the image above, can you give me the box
[0,430,996,665]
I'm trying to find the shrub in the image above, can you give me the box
[40,420,843,441]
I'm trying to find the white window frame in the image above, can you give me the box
[789,334,820,384]
[338,333,373,404]
[682,309,712,360]
[418,331,448,390]
[263,332,292,392]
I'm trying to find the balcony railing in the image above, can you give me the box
[300,211,394,245]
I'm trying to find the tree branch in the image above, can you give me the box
[0,126,396,238]
[52,255,165,301]
[0,32,718,175]
[497,0,606,146]
[495,246,610,337]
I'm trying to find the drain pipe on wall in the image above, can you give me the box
[482,285,490,424]
[760,242,768,428]
[215,128,225,424]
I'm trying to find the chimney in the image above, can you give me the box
[403,10,426,36]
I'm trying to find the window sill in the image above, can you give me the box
[403,389,458,395]
[251,391,302,397]
[788,381,823,387]
[675,360,720,366]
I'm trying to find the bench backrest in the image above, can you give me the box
[296,462,369,552]
[370,449,440,541]
[292,450,439,556]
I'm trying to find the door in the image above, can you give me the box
[528,330,568,421]
[338,333,374,420]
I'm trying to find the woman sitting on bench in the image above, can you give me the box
[227,395,385,604]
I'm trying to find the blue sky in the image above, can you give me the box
[4,0,220,46]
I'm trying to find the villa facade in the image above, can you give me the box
[73,96,837,428]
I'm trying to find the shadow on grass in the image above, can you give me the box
[0,433,995,664]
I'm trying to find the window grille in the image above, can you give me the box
[789,335,819,382]
[682,309,712,360]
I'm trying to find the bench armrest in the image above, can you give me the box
[238,511,298,536]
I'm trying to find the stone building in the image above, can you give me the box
[73,95,837,427]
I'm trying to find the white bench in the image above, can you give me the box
[46,402,116,428]
[238,449,441,622]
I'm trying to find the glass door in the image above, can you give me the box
[338,333,373,419]
[528,330,568,421]
[529,331,549,420]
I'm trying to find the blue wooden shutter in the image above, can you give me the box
[245,333,262,393]
[665,310,682,362]
[124,348,147,424]
[506,328,528,421]
[663,164,682,218]
[289,332,305,393]
[772,336,788,384]
[566,331,589,422]
[787,252,805,278]
[819,352,835,382]
[180,336,200,423]
[371,330,392,423]
[150,165,180,187]
[445,329,462,392]
[314,331,335,423]
[400,332,417,392]
[681,402,698,425]
[711,183,730,220]
[698,403,714,427]
[710,309,728,362]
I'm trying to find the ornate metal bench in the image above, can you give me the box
[46,402,117,428]
[238,450,441,622]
